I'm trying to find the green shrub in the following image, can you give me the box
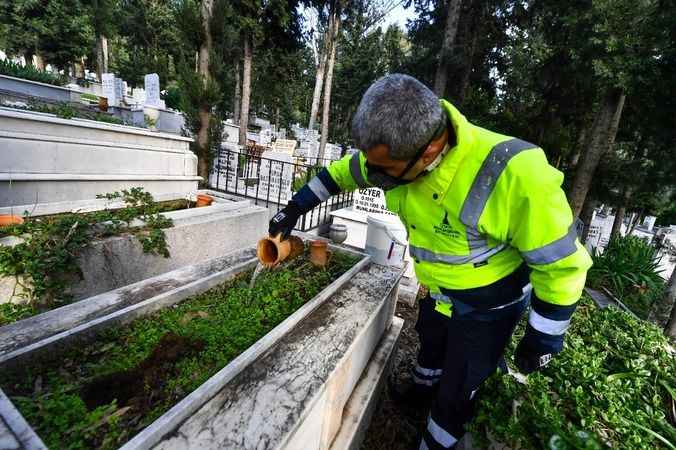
[0,59,68,86]
[162,85,182,110]
[587,235,665,318]
[470,296,676,449]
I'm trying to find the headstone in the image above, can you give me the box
[132,87,146,105]
[101,73,117,105]
[114,78,124,104]
[259,151,294,204]
[271,139,297,155]
[144,73,161,107]
[353,188,397,218]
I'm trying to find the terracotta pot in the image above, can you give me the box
[257,234,304,267]
[310,240,330,267]
[98,96,108,112]
[196,194,214,207]
[0,215,24,228]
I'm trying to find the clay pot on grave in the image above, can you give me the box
[257,234,304,267]
[0,215,24,228]
[98,96,109,112]
[196,194,214,207]
[310,240,331,267]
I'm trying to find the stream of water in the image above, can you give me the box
[249,262,266,289]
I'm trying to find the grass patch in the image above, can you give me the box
[0,251,358,449]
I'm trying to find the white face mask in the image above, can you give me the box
[424,142,451,173]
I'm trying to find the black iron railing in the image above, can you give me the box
[209,147,353,231]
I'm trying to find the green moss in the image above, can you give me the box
[0,303,38,327]
[0,251,358,450]
[469,295,676,449]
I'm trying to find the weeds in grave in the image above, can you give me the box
[0,188,173,322]
[470,295,676,449]
[0,253,358,450]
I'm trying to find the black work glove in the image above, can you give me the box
[514,327,561,374]
[269,201,303,240]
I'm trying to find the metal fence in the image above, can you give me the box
[209,147,353,231]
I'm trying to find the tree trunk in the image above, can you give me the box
[456,28,477,104]
[196,0,213,183]
[239,34,253,147]
[567,87,626,217]
[34,54,45,71]
[610,186,632,240]
[233,59,241,125]
[95,34,109,81]
[318,5,340,162]
[23,52,34,67]
[579,196,597,244]
[664,267,676,340]
[568,124,588,170]
[308,28,329,131]
[627,209,643,235]
[433,0,463,97]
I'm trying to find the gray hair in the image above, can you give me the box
[351,74,443,160]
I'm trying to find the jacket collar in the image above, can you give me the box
[418,99,474,205]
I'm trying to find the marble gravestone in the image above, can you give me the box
[144,73,161,107]
[101,73,117,105]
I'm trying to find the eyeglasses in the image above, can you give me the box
[395,116,449,178]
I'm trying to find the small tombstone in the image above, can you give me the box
[101,73,117,105]
[144,73,161,107]
[353,187,397,218]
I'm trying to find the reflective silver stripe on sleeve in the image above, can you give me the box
[410,244,506,265]
[528,309,570,335]
[349,152,369,188]
[413,375,439,386]
[427,416,458,447]
[520,225,578,265]
[460,138,537,228]
[419,439,430,450]
[307,176,330,201]
[414,365,443,377]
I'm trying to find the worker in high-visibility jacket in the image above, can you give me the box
[269,74,592,450]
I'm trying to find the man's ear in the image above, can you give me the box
[421,143,443,165]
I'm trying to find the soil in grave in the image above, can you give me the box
[0,250,358,450]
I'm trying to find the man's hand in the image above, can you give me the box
[514,338,554,375]
[269,201,303,240]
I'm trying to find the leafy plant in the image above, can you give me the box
[470,296,676,449]
[0,253,358,449]
[0,58,69,86]
[587,235,666,318]
[0,188,173,318]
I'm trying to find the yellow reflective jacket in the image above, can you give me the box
[326,100,592,315]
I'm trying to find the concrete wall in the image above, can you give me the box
[0,75,81,103]
[69,201,267,299]
[0,107,200,206]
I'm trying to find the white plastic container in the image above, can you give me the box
[365,215,407,267]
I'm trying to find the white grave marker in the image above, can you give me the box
[353,188,397,217]
[144,73,161,107]
[259,151,294,204]
[101,73,117,105]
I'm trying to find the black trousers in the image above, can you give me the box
[415,265,531,450]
